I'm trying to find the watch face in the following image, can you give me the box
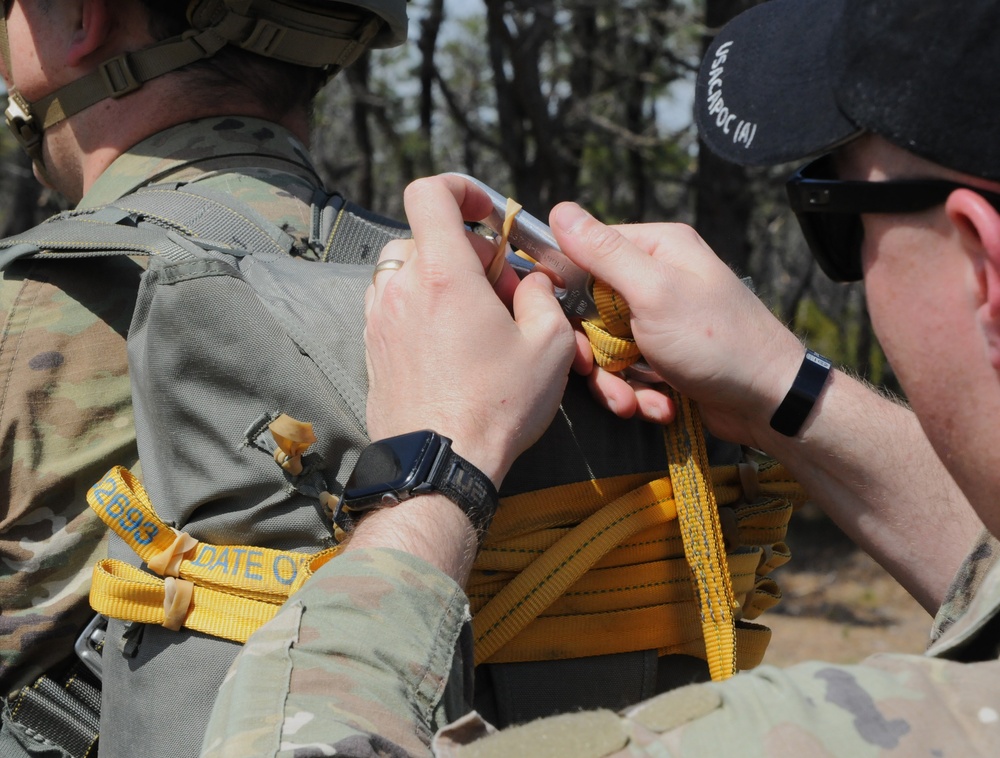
[343,430,440,506]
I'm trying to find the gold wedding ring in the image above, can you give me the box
[372,258,405,283]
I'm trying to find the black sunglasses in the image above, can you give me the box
[786,155,1000,282]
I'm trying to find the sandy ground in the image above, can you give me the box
[760,505,933,669]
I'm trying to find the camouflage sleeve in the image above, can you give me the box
[930,527,1000,643]
[433,654,1000,756]
[200,548,472,758]
[0,258,140,696]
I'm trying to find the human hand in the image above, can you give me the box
[364,176,576,487]
[550,203,806,448]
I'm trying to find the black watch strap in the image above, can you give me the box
[338,432,499,547]
[431,442,499,544]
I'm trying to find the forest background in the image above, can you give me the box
[0,0,931,663]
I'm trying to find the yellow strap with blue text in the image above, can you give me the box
[87,466,338,644]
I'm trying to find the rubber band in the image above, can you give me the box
[487,197,521,285]
[269,414,317,475]
[146,528,198,577]
[163,577,194,631]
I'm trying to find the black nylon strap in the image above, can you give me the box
[431,443,500,546]
[7,663,101,758]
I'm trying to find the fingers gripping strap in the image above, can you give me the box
[493,199,641,371]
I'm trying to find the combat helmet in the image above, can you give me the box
[0,0,408,164]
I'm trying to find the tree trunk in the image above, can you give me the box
[694,0,761,271]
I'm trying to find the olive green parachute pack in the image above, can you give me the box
[0,160,807,757]
[0,171,758,756]
[0,4,797,757]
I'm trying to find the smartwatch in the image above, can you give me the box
[339,430,499,543]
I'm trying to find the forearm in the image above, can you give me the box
[343,494,479,585]
[756,369,982,613]
[200,547,471,758]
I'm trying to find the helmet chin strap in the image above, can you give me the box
[0,1,382,171]
[3,28,230,170]
[0,10,49,181]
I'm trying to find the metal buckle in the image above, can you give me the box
[100,55,141,98]
[4,91,41,153]
[74,614,107,681]
[445,173,600,322]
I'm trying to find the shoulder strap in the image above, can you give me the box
[313,192,411,265]
[0,184,410,271]
[0,205,194,269]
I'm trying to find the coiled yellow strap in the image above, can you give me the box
[474,208,773,679]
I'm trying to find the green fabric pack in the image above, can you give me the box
[0,183,410,757]
[0,184,739,757]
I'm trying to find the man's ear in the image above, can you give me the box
[947,188,1000,368]
[66,0,112,68]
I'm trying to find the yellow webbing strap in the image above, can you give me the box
[665,390,736,680]
[90,561,279,644]
[472,203,792,678]
[580,280,642,371]
[470,463,798,669]
[87,466,339,643]
[472,476,679,665]
[586,253,736,679]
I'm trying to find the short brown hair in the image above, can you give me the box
[138,1,327,116]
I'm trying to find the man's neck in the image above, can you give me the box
[45,77,310,204]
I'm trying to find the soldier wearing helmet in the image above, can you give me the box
[0,2,404,756]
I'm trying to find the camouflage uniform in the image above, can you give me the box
[0,115,329,698]
[200,531,1000,757]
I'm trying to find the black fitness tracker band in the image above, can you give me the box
[769,349,832,437]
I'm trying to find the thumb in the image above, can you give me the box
[549,203,652,297]
[512,273,575,355]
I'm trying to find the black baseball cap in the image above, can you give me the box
[695,0,1000,181]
